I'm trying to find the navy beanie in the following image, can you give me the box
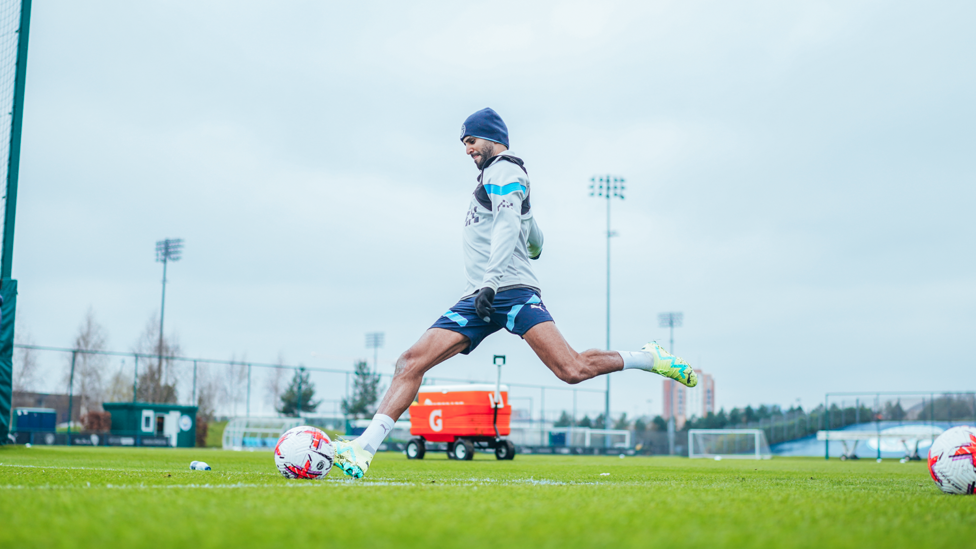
[460,108,509,148]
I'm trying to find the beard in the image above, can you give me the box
[474,143,495,170]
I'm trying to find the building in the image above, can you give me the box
[12,391,82,425]
[663,371,717,427]
[698,371,715,417]
[661,379,687,428]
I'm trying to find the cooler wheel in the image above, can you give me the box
[494,439,516,460]
[451,438,475,461]
[406,438,425,460]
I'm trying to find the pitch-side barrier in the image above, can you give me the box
[816,426,943,461]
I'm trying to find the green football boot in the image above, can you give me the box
[333,439,374,479]
[640,342,698,387]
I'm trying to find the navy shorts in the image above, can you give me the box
[430,288,554,354]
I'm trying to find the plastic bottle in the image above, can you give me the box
[189,460,211,471]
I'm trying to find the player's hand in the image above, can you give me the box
[474,287,496,322]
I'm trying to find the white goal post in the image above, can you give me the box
[222,417,302,451]
[688,429,772,459]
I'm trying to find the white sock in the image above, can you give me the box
[619,350,653,371]
[355,413,395,454]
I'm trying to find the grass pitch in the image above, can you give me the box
[0,446,972,548]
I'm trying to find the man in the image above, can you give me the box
[334,108,696,478]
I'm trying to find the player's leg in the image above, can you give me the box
[334,328,468,479]
[335,295,500,479]
[522,321,622,383]
[376,328,470,420]
[523,321,697,387]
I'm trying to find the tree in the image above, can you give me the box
[651,415,667,432]
[613,413,630,430]
[64,309,109,417]
[12,321,38,393]
[103,360,133,403]
[341,360,382,419]
[133,313,180,403]
[728,407,742,426]
[265,354,288,411]
[278,368,319,416]
[195,364,221,421]
[553,411,573,427]
[883,400,906,421]
[577,415,592,428]
[221,354,248,416]
[633,418,647,433]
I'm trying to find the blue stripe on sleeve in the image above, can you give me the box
[484,182,526,196]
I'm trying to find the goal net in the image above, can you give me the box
[689,429,772,459]
[222,417,302,451]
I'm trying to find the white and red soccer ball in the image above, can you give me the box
[928,426,976,495]
[274,426,335,479]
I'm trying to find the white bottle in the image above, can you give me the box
[189,460,211,471]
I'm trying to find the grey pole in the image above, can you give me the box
[540,387,546,446]
[246,363,251,418]
[604,174,611,436]
[297,367,304,416]
[158,256,167,365]
[132,355,138,403]
[192,360,197,405]
[66,350,77,444]
[590,175,625,441]
[572,389,577,429]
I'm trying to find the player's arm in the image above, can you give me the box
[527,216,543,260]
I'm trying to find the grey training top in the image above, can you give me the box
[460,151,544,299]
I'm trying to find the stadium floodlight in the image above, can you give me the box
[658,312,683,355]
[155,238,184,360]
[365,332,384,371]
[589,175,625,436]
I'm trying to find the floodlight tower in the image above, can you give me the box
[365,332,384,371]
[155,238,183,360]
[658,311,683,454]
[589,175,624,433]
[657,312,683,354]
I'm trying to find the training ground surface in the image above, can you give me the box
[0,446,972,548]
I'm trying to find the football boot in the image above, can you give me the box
[333,439,374,479]
[640,342,698,387]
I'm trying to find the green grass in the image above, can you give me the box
[0,446,972,548]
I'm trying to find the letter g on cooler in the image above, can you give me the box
[429,409,443,432]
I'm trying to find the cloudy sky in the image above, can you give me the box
[10,1,975,419]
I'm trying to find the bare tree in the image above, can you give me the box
[195,364,220,421]
[63,308,109,416]
[12,321,38,393]
[221,354,248,417]
[264,353,288,414]
[103,359,133,403]
[133,313,181,404]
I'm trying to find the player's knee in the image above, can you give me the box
[393,350,422,379]
[554,363,587,385]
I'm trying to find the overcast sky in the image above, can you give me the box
[10,1,975,419]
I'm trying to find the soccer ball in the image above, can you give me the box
[927,426,976,494]
[274,426,335,479]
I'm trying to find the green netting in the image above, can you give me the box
[0,0,25,444]
[0,278,16,441]
[0,0,23,234]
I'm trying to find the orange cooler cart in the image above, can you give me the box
[406,383,516,461]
